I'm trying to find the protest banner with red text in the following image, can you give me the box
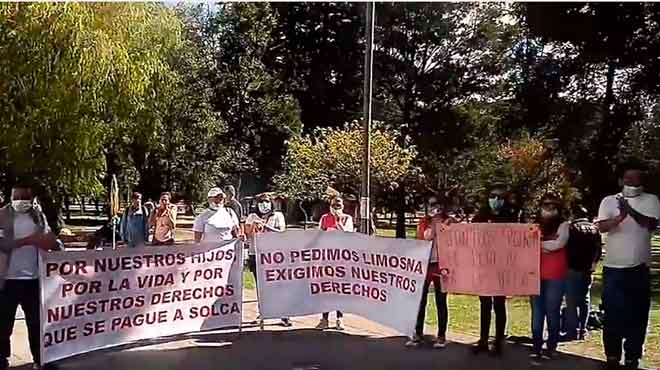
[255,231,431,336]
[39,240,243,363]
[436,223,541,296]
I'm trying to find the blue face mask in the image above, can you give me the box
[489,198,504,211]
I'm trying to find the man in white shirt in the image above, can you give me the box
[0,183,59,370]
[596,162,660,370]
[193,187,242,243]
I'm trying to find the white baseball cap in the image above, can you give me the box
[207,187,224,198]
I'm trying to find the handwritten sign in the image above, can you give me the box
[436,223,540,296]
[39,240,243,363]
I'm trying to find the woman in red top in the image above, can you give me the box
[530,193,569,365]
[315,196,354,330]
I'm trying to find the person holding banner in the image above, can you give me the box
[245,193,291,327]
[0,183,60,370]
[471,184,518,357]
[405,196,450,349]
[193,187,242,243]
[529,193,569,365]
[316,195,354,330]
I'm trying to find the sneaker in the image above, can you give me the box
[405,335,422,348]
[315,318,329,330]
[578,330,589,341]
[541,350,556,361]
[489,341,503,357]
[335,319,344,331]
[432,337,447,349]
[530,352,543,366]
[560,333,577,342]
[281,318,292,327]
[471,340,488,355]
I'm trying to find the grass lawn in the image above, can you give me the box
[243,229,660,368]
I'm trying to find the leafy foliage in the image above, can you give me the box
[275,122,416,202]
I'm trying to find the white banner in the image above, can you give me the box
[39,240,243,363]
[256,231,430,336]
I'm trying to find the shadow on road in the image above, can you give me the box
[40,329,609,370]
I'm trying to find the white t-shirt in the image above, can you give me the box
[245,211,286,255]
[7,213,48,280]
[192,207,239,243]
[597,193,660,268]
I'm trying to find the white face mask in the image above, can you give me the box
[331,206,343,216]
[541,208,559,219]
[258,202,272,214]
[12,200,33,213]
[622,185,643,198]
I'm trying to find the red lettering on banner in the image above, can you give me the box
[61,280,102,298]
[44,326,77,347]
[82,320,106,337]
[47,261,88,277]
[110,311,168,331]
[308,281,388,302]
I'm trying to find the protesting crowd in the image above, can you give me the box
[0,161,658,370]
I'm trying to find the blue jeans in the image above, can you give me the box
[565,269,592,338]
[531,279,565,352]
[602,265,651,363]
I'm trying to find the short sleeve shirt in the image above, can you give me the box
[597,193,660,268]
[193,207,239,243]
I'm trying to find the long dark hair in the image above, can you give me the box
[537,192,564,236]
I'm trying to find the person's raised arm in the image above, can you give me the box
[542,222,569,252]
[596,198,626,233]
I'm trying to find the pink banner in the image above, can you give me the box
[436,223,540,296]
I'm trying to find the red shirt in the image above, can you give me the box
[540,248,567,280]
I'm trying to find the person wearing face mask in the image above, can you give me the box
[596,162,660,370]
[316,196,354,330]
[193,187,242,243]
[405,196,451,349]
[529,193,569,365]
[119,192,149,248]
[0,183,60,370]
[245,193,290,327]
[150,192,177,246]
[471,184,518,357]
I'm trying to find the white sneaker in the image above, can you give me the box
[336,319,344,331]
[433,337,447,349]
[315,318,329,330]
[405,335,422,348]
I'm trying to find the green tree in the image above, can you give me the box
[275,122,417,207]
[0,3,185,227]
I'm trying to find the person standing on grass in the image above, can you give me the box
[596,162,660,370]
[150,192,177,246]
[316,195,354,331]
[529,193,569,365]
[561,205,602,342]
[0,182,60,370]
[471,183,518,357]
[119,192,149,248]
[405,196,451,349]
[245,193,291,327]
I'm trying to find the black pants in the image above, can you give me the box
[248,254,258,286]
[602,265,651,363]
[415,266,448,337]
[0,279,41,364]
[479,295,507,343]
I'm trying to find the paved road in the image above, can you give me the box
[8,290,607,370]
